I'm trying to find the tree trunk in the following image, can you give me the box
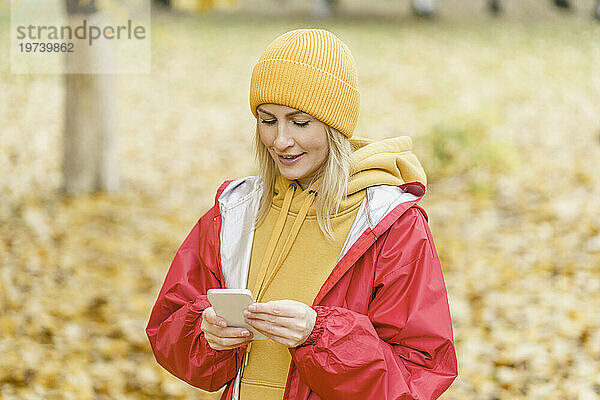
[63,0,118,194]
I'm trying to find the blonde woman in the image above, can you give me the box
[146,28,458,400]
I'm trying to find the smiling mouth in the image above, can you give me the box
[279,153,305,160]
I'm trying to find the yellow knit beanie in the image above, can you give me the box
[249,29,360,138]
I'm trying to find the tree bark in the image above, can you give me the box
[63,1,119,194]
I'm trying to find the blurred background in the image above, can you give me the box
[1,0,599,398]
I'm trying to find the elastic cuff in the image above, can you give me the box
[186,295,211,326]
[189,295,211,314]
[296,306,333,347]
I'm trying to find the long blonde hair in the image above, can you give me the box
[253,122,356,242]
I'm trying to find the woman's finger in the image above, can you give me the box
[244,309,312,331]
[245,317,302,341]
[248,300,304,317]
[243,310,288,326]
[202,322,253,339]
[204,331,253,350]
[244,313,308,334]
[245,320,304,347]
[202,307,228,327]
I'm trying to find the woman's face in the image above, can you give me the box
[257,103,329,189]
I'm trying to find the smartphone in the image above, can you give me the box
[206,288,267,340]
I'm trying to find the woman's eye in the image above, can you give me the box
[261,119,276,125]
[293,121,310,127]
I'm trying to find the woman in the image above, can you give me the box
[146,28,458,400]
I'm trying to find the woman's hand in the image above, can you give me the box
[200,306,254,351]
[243,299,316,348]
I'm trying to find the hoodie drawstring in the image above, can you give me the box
[241,182,318,375]
[257,188,317,300]
[252,183,296,300]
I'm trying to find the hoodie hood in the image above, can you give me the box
[347,135,427,194]
[271,135,427,216]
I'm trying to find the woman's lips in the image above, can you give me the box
[278,153,305,166]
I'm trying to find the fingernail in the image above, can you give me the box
[248,304,256,311]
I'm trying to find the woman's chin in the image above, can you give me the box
[276,165,299,178]
[279,171,301,181]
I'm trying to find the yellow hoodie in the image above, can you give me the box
[239,136,426,399]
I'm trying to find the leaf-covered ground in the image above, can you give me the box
[1,1,599,398]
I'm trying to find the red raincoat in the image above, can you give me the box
[146,177,458,399]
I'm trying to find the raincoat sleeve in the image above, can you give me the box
[145,182,244,392]
[289,207,458,400]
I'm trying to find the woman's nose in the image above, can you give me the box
[273,124,294,150]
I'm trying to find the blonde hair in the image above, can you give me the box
[253,122,356,242]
